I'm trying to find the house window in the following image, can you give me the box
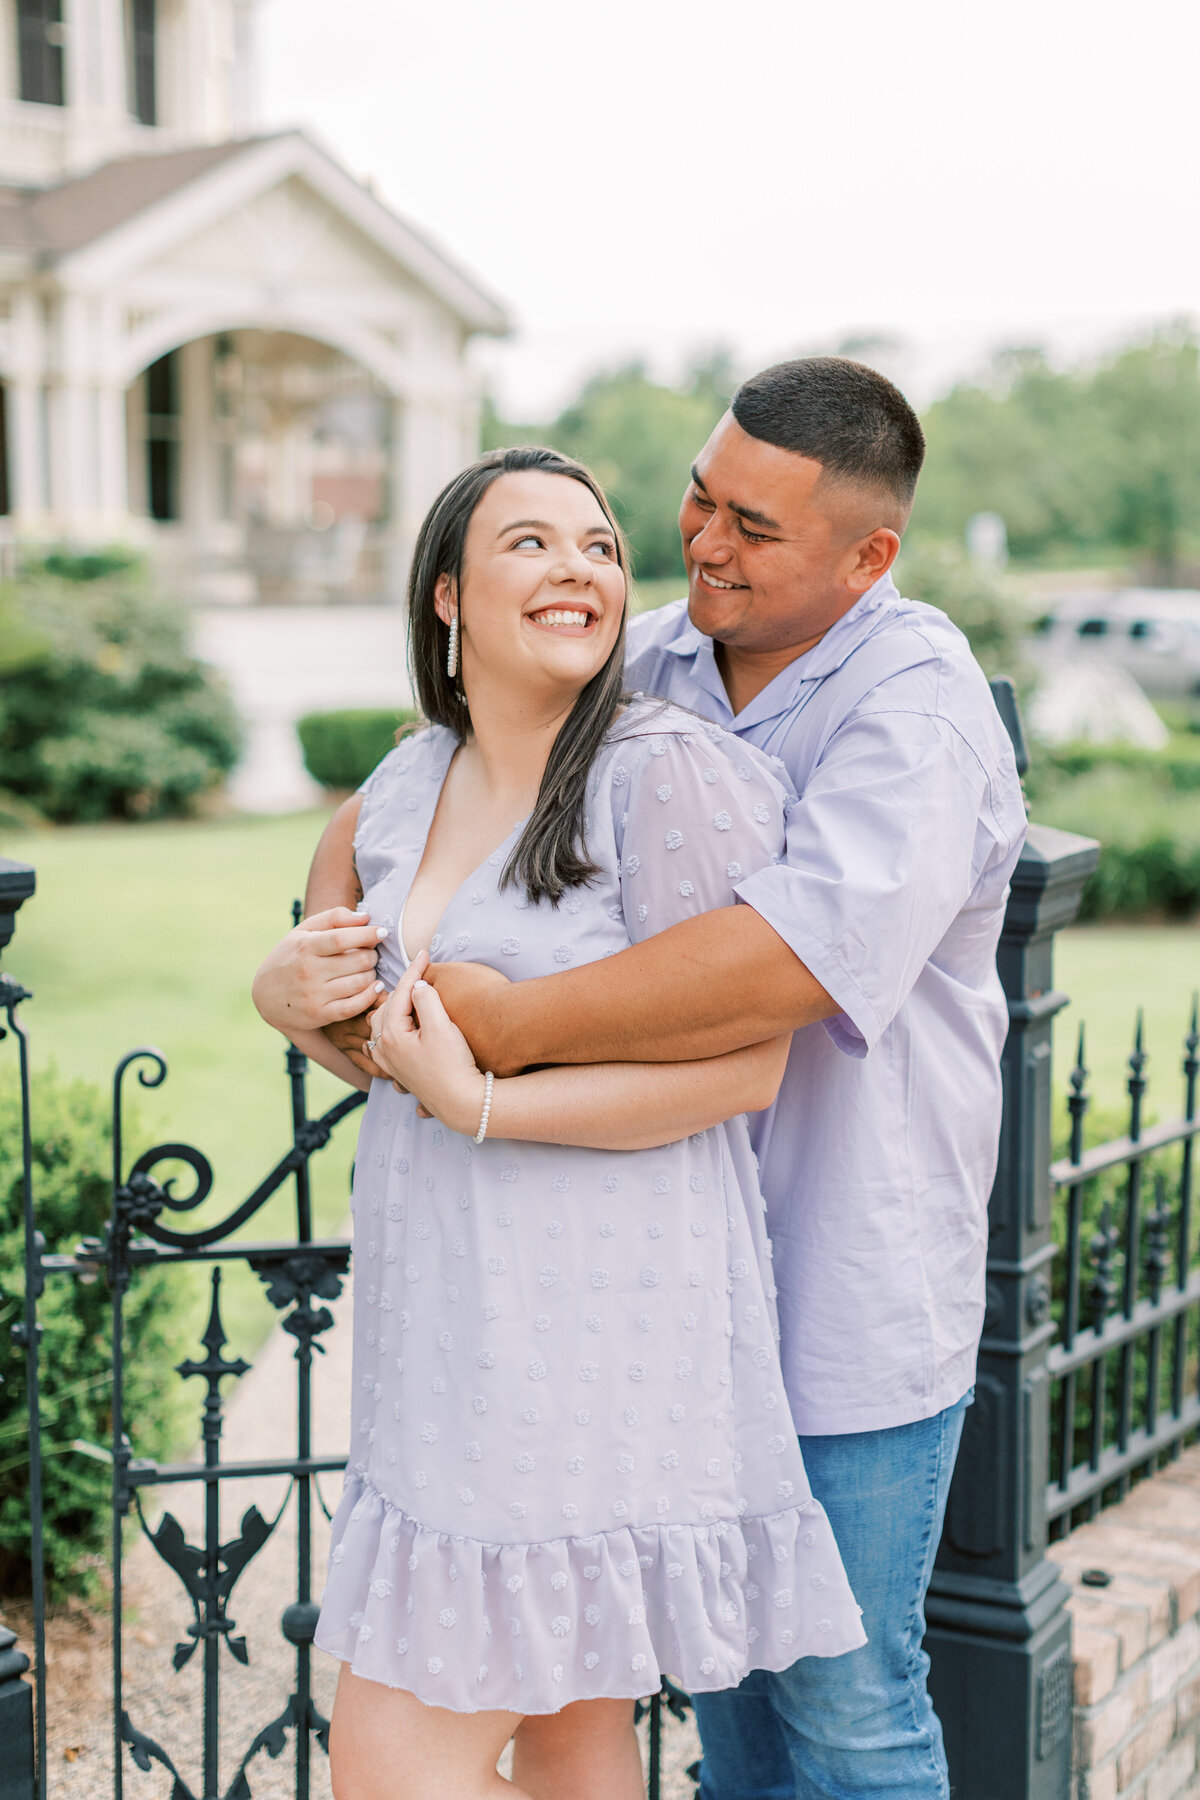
[145,351,179,522]
[17,0,65,107]
[128,0,156,126]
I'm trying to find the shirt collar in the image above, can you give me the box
[658,572,903,728]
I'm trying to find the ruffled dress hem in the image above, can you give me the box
[314,1472,865,1715]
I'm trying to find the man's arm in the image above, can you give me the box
[426,905,837,1076]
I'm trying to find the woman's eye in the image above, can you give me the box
[585,540,614,559]
[512,534,543,550]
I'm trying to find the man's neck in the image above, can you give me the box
[714,634,820,717]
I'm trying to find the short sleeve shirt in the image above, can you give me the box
[626,575,1027,1434]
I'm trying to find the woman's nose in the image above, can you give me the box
[551,545,595,583]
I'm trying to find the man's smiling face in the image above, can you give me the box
[679,412,901,661]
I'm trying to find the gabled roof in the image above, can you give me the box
[0,139,254,254]
[0,131,509,335]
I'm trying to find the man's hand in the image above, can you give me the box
[423,962,519,1073]
[324,1010,380,1080]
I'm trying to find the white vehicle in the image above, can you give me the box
[1031,589,1200,698]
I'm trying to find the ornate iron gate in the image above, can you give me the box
[2,876,696,1800]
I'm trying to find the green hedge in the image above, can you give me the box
[0,1065,190,1595]
[296,708,418,791]
[1035,765,1200,920]
[1026,733,1200,802]
[0,557,240,822]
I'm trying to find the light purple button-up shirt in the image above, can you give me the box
[626,575,1027,1434]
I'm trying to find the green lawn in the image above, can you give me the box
[0,809,352,1358]
[1054,924,1199,1134]
[1,812,1195,1352]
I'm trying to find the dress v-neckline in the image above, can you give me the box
[394,730,528,969]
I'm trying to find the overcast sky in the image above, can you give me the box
[259,0,1200,418]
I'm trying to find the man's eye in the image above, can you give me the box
[738,523,771,543]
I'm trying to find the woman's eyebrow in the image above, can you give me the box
[498,519,615,538]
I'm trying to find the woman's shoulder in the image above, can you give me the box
[355,721,454,827]
[599,696,793,798]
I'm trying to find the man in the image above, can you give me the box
[322,357,1027,1798]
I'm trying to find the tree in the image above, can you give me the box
[914,326,1200,574]
[485,355,733,580]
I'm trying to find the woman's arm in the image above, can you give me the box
[371,964,791,1151]
[487,1035,791,1150]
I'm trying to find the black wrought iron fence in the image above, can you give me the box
[0,874,699,1800]
[1047,1003,1200,1533]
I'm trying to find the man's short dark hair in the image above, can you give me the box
[731,356,925,512]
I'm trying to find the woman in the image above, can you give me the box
[252,447,863,1800]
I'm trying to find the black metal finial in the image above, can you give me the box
[1127,1009,1148,1143]
[176,1268,250,1453]
[1145,1173,1171,1305]
[1088,1203,1118,1330]
[1068,1023,1090,1165]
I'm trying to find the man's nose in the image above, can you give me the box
[688,510,732,564]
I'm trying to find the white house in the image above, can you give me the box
[0,0,508,602]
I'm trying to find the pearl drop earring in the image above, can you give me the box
[446,613,459,679]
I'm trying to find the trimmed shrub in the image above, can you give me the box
[297,708,418,791]
[0,558,240,822]
[1026,734,1200,802]
[1035,766,1200,919]
[0,1064,190,1595]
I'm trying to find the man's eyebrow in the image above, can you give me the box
[689,468,781,532]
[729,501,781,531]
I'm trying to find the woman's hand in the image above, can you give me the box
[252,907,387,1034]
[370,953,488,1138]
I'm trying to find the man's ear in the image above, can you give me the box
[433,572,456,627]
[848,527,901,594]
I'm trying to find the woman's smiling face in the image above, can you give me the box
[439,470,627,715]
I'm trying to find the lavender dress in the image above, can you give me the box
[314,700,864,1714]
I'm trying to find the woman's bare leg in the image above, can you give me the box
[512,1698,642,1800]
[329,1664,527,1800]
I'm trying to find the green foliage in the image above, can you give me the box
[915,325,1200,576]
[34,546,143,584]
[485,353,733,581]
[296,708,417,791]
[0,560,240,822]
[0,1064,190,1595]
[1026,734,1200,800]
[1035,765,1200,920]
[894,538,1029,676]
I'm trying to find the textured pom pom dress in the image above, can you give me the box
[314,699,864,1713]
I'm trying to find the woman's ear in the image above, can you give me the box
[433,573,456,628]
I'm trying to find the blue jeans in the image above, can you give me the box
[693,1392,970,1800]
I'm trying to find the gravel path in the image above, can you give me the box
[14,1250,702,1799]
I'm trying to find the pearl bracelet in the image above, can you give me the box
[473,1071,495,1144]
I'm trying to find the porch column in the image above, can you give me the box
[95,381,128,523]
[56,294,96,529]
[7,290,44,524]
[179,337,215,544]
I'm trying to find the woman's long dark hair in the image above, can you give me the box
[407,445,631,907]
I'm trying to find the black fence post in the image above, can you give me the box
[0,856,38,1800]
[926,821,1099,1800]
